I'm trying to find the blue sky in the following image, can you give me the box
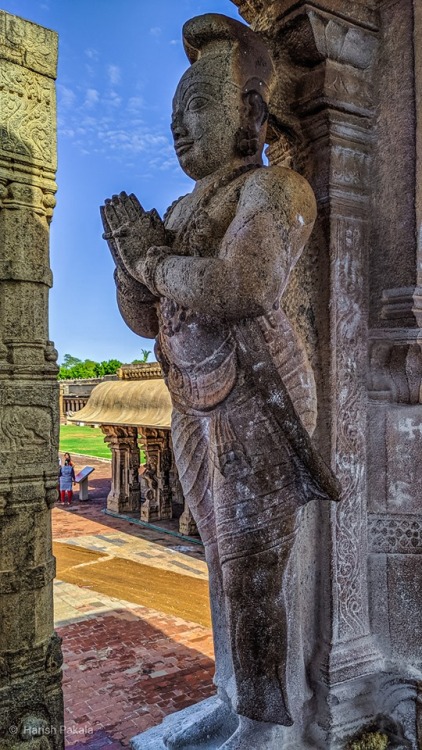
[2,0,240,364]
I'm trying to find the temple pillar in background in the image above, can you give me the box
[0,10,64,748]
[101,425,141,513]
[139,427,172,523]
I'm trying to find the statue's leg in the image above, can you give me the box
[221,536,297,726]
[211,395,305,730]
[163,410,236,749]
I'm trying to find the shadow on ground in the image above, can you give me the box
[61,608,214,748]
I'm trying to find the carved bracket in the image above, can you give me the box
[369,330,422,404]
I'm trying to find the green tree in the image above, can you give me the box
[58,355,122,380]
[132,349,151,364]
[62,354,82,369]
[96,359,122,376]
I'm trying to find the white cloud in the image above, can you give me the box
[104,91,122,108]
[169,39,180,45]
[150,27,162,36]
[84,88,99,108]
[59,127,75,138]
[127,96,145,114]
[85,48,99,61]
[57,81,177,174]
[57,84,76,110]
[85,63,95,78]
[107,65,121,86]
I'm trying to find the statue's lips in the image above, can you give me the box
[175,140,194,156]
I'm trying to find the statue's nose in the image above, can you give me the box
[171,111,188,139]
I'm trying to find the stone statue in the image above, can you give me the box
[101,13,340,749]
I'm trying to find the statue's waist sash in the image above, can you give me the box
[166,343,238,412]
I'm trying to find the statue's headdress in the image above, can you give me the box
[182,14,303,170]
[182,13,275,104]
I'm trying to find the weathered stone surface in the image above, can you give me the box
[0,9,63,749]
[130,697,314,750]
[102,11,340,750]
[99,1,422,747]
[235,1,422,748]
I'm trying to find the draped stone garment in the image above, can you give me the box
[159,303,321,724]
[170,370,314,724]
[152,171,324,725]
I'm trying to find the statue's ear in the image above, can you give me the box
[243,90,269,132]
[235,91,268,157]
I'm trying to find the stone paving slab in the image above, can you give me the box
[54,542,211,627]
[53,458,213,748]
[54,455,204,562]
[59,598,214,748]
[55,530,207,580]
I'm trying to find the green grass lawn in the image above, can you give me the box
[60,424,112,459]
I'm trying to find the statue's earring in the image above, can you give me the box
[235,126,259,157]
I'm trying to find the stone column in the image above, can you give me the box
[0,10,64,749]
[232,0,383,745]
[58,383,65,425]
[139,428,198,536]
[101,425,141,513]
[232,0,422,745]
[366,2,422,745]
[138,427,172,523]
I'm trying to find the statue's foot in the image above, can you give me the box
[220,716,284,750]
[163,698,234,749]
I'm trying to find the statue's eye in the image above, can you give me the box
[186,96,209,111]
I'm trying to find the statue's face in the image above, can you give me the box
[171,57,243,180]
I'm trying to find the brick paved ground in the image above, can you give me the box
[55,454,214,748]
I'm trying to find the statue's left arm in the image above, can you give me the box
[138,167,317,319]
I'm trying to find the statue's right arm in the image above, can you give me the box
[137,167,316,320]
[114,266,159,339]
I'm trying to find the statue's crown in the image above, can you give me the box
[182,13,275,102]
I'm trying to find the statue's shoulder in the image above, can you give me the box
[241,165,316,225]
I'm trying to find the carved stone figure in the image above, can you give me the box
[101,13,340,749]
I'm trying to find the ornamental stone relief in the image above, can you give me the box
[0,60,56,169]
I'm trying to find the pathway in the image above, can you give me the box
[54,455,214,748]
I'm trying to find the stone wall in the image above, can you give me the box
[232,1,422,747]
[0,10,64,749]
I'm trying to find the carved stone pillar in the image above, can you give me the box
[101,425,140,513]
[58,383,65,424]
[232,0,422,746]
[167,434,197,536]
[178,496,198,537]
[138,427,172,522]
[231,0,386,745]
[138,427,199,536]
[366,2,422,745]
[0,10,64,749]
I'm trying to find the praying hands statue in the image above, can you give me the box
[101,13,340,750]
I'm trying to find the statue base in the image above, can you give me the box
[130,698,235,750]
[130,696,314,750]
